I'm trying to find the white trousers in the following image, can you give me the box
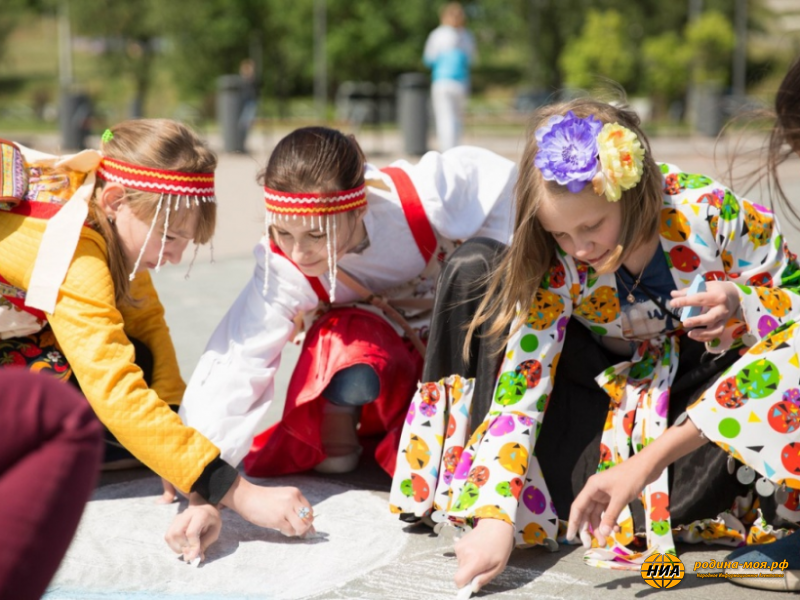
[431,80,467,151]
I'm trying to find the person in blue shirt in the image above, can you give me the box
[423,3,476,151]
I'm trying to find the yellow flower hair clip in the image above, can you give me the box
[591,123,645,202]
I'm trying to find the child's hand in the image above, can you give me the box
[453,518,514,593]
[156,478,178,505]
[164,499,222,564]
[670,281,740,342]
[567,456,650,547]
[221,476,315,538]
[568,418,707,547]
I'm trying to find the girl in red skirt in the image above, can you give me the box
[180,126,517,477]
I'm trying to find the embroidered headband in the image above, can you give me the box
[263,184,367,217]
[97,157,216,201]
[534,111,645,202]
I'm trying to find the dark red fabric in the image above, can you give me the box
[0,274,46,321]
[7,201,63,220]
[380,166,437,263]
[0,369,103,600]
[244,307,423,477]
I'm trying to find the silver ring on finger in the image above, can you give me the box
[297,506,311,520]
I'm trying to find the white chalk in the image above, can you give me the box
[455,577,479,600]
[190,556,201,568]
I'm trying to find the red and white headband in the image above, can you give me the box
[97,157,216,202]
[263,184,366,217]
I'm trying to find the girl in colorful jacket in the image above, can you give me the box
[390,98,800,594]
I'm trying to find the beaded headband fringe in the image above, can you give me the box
[262,184,367,302]
[97,157,217,280]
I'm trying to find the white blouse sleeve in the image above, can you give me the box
[400,146,517,244]
[179,239,319,467]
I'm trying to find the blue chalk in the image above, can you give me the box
[680,274,707,322]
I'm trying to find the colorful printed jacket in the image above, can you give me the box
[390,164,800,564]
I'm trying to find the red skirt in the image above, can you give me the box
[244,307,423,477]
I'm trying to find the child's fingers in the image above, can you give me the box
[454,558,493,591]
[182,518,205,562]
[164,519,190,554]
[595,495,628,547]
[579,522,593,548]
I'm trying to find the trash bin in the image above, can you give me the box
[59,91,92,151]
[397,73,429,155]
[217,74,245,153]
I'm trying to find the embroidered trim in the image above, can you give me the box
[97,157,216,199]
[263,184,367,216]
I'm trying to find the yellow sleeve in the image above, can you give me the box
[44,235,219,493]
[120,271,185,406]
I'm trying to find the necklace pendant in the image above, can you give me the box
[627,293,635,303]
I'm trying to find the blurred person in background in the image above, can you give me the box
[423,2,476,151]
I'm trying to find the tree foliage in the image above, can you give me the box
[642,32,692,114]
[559,9,635,91]
[3,0,780,120]
[685,10,736,84]
[67,0,164,115]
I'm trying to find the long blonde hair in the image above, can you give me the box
[88,119,217,305]
[465,99,663,358]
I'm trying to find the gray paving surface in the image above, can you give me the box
[90,126,800,599]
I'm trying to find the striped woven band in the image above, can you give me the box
[97,157,215,198]
[264,184,366,216]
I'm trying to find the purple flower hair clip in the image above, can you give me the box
[534,111,603,193]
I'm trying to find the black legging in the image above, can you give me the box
[423,237,756,528]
